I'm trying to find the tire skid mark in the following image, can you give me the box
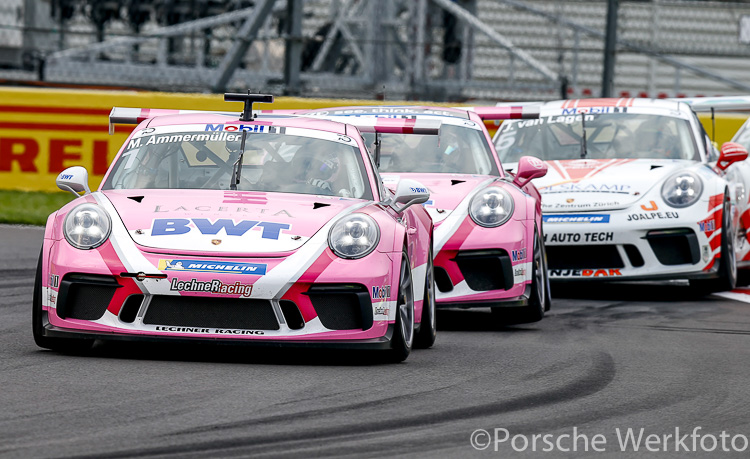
[67,352,616,459]
[0,281,33,289]
[603,323,750,335]
[0,269,36,280]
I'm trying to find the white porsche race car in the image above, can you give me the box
[493,97,750,291]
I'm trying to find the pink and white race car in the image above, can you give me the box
[33,94,436,362]
[295,106,550,324]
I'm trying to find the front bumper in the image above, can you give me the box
[432,217,533,308]
[544,208,722,281]
[43,239,401,344]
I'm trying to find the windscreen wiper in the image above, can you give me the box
[580,113,588,159]
[230,130,248,190]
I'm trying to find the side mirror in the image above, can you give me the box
[717,142,748,170]
[391,179,430,213]
[513,156,547,188]
[56,166,92,197]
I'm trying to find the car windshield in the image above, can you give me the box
[494,113,700,163]
[102,127,373,199]
[362,124,499,175]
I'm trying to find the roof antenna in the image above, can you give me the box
[224,91,274,121]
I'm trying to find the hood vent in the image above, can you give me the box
[127,196,144,203]
[313,202,330,209]
[451,179,465,186]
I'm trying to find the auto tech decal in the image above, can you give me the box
[158,259,267,275]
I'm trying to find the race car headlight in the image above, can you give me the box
[469,186,514,227]
[661,171,703,208]
[328,213,380,259]
[64,203,112,250]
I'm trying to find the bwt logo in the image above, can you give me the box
[410,187,428,193]
[511,248,527,262]
[151,218,291,240]
[372,285,392,300]
[59,174,74,180]
[205,124,266,132]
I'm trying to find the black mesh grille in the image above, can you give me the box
[453,250,513,291]
[308,291,364,330]
[646,230,700,265]
[66,284,117,320]
[119,295,143,323]
[143,296,280,330]
[547,245,624,270]
[280,300,305,330]
[624,244,645,268]
[434,267,454,292]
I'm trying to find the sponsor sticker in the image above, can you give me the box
[543,214,610,224]
[169,278,253,297]
[625,212,679,222]
[511,248,527,262]
[159,259,267,275]
[151,218,291,240]
[154,326,264,335]
[544,232,614,243]
[698,219,716,232]
[550,269,622,277]
[49,274,59,288]
[372,285,392,300]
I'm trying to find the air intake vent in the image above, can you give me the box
[144,296,280,330]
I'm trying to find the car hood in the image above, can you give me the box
[514,158,694,212]
[101,190,362,254]
[381,173,497,223]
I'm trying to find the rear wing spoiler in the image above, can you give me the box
[108,107,239,134]
[459,104,542,121]
[674,96,750,113]
[292,114,442,136]
[108,107,440,136]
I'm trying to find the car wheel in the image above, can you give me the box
[493,227,547,325]
[387,250,414,362]
[690,195,737,293]
[32,250,93,353]
[414,246,436,349]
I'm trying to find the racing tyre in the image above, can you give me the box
[32,250,93,353]
[493,228,548,325]
[414,246,436,349]
[387,250,415,362]
[690,195,737,293]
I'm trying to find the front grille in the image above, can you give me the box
[143,296,280,330]
[119,294,144,323]
[547,245,624,270]
[624,244,645,267]
[453,250,513,291]
[66,284,117,320]
[434,267,454,292]
[57,274,120,320]
[646,229,700,265]
[280,300,305,330]
[307,284,371,330]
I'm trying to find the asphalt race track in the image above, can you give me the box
[3,224,750,458]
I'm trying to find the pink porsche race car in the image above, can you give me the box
[34,93,436,362]
[295,106,550,324]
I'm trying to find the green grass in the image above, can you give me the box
[0,190,76,226]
